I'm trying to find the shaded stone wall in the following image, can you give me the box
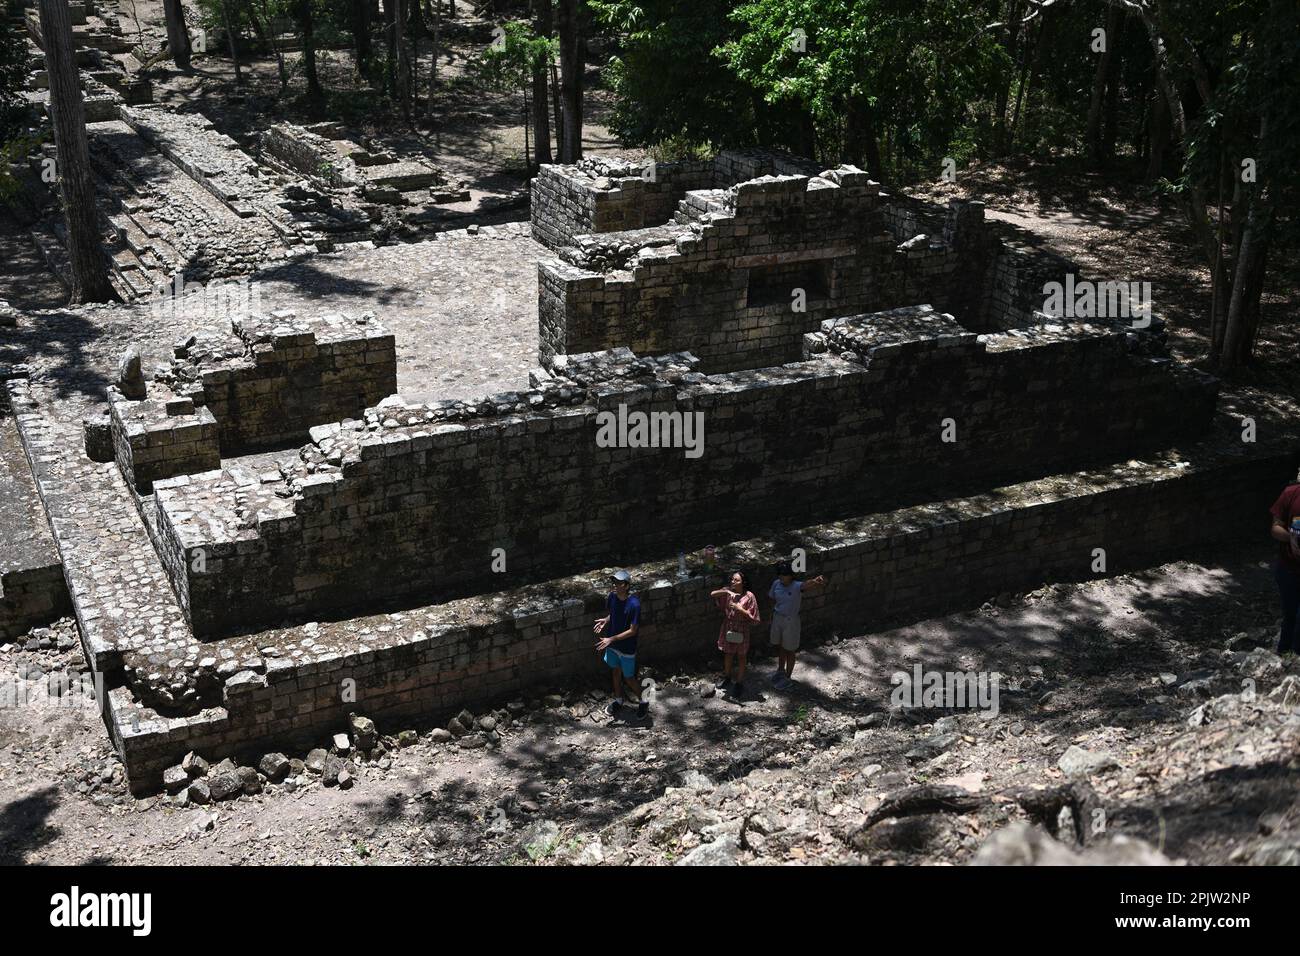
[105,312,396,492]
[1,385,71,640]
[153,310,1216,637]
[539,166,898,372]
[534,151,1093,372]
[109,392,220,493]
[0,564,72,641]
[160,311,397,453]
[529,149,822,253]
[111,434,1298,792]
[530,157,715,250]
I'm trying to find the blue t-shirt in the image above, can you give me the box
[769,579,804,617]
[605,593,641,654]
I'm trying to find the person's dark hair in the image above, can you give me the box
[731,569,751,593]
[776,561,794,577]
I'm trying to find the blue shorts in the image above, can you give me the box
[603,647,636,678]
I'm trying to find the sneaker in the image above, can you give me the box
[730,681,746,699]
[769,669,784,685]
[773,673,792,690]
[715,675,731,690]
[636,701,649,720]
[605,700,622,717]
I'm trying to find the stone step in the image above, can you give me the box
[673,188,731,224]
[0,390,71,642]
[71,407,1300,793]
[24,221,70,294]
[358,160,441,192]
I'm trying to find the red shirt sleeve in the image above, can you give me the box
[1272,486,1299,523]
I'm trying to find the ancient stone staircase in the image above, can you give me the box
[673,189,732,225]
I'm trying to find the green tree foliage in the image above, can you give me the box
[594,0,1295,366]
[719,0,1008,176]
[479,19,557,94]
[591,0,756,150]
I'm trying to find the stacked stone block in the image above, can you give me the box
[162,311,397,453]
[152,308,1217,637]
[539,164,897,373]
[110,431,1299,792]
[109,391,221,493]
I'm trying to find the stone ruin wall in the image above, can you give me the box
[538,165,901,373]
[11,142,1279,792]
[106,312,397,492]
[111,432,1299,792]
[150,307,1217,639]
[530,149,825,250]
[164,311,398,453]
[533,150,1093,372]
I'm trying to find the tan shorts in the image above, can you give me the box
[769,613,801,652]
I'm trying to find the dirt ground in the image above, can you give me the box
[3,543,1298,866]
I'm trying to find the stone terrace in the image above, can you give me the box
[6,150,1296,794]
[0,384,71,639]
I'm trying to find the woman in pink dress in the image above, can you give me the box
[710,570,760,699]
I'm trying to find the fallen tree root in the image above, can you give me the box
[863,784,988,827]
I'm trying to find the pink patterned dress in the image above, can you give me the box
[714,590,760,654]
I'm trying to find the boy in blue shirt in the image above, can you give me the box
[594,570,648,719]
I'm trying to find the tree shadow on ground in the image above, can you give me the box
[0,786,61,864]
[348,540,1291,857]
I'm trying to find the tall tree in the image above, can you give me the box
[37,0,115,303]
[532,0,554,164]
[221,0,243,85]
[1084,3,1120,166]
[350,0,373,81]
[163,0,192,69]
[555,0,585,161]
[393,0,411,116]
[383,0,398,97]
[294,0,324,102]
[1103,0,1295,369]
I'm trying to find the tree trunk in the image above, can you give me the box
[555,0,584,162]
[1007,11,1041,149]
[407,0,427,38]
[1143,87,1168,182]
[38,0,115,303]
[992,0,1022,156]
[529,0,553,166]
[1221,114,1274,368]
[1085,4,1119,165]
[224,0,242,85]
[426,0,439,117]
[351,0,372,81]
[1221,199,1262,367]
[383,0,397,97]
[1237,233,1270,362]
[844,96,881,177]
[394,0,411,118]
[163,0,191,70]
[297,0,323,102]
[550,60,564,158]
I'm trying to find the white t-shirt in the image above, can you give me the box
[769,579,804,617]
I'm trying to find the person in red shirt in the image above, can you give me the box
[1269,481,1300,654]
[710,570,760,699]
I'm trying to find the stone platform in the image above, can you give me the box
[104,415,1300,792]
[7,148,1295,797]
[0,382,70,640]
